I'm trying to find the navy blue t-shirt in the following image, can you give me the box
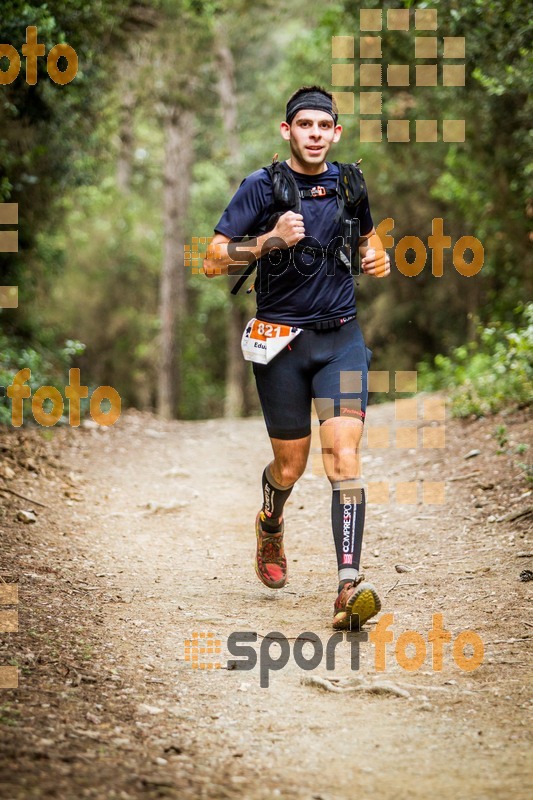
[214,161,373,326]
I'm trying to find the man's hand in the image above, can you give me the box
[272,211,306,248]
[361,247,391,278]
[203,214,306,277]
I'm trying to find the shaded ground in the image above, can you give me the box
[0,398,531,799]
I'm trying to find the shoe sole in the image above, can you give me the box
[255,513,287,590]
[333,583,381,630]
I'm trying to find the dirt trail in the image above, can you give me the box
[0,400,531,799]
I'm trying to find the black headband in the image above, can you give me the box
[286,91,338,126]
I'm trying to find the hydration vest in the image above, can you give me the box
[231,155,368,295]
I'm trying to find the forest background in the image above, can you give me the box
[0,0,531,424]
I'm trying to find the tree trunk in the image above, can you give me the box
[116,86,136,192]
[214,27,249,419]
[157,105,195,419]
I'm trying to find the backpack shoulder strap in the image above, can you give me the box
[330,161,368,274]
[230,156,295,296]
[334,160,368,212]
[266,155,302,216]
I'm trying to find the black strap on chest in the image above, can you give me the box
[230,155,367,295]
[299,186,337,199]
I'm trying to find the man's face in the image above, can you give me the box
[280,109,342,171]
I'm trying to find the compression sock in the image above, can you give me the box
[260,464,294,533]
[331,481,366,592]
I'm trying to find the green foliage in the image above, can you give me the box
[0,333,85,426]
[0,702,20,727]
[492,424,508,452]
[0,0,147,355]
[418,303,533,417]
[490,426,532,484]
[516,453,533,485]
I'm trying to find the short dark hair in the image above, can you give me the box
[285,85,338,126]
[286,85,334,107]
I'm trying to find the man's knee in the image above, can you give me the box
[274,460,306,486]
[324,456,361,483]
[320,417,363,446]
[320,417,363,481]
[270,438,310,486]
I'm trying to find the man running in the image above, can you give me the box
[204,85,390,629]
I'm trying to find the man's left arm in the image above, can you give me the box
[359,227,391,278]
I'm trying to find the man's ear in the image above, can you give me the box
[280,121,291,141]
[333,124,342,143]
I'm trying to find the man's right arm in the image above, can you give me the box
[203,212,306,278]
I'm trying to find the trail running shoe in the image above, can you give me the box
[255,511,287,589]
[332,576,381,630]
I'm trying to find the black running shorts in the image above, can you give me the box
[252,318,372,440]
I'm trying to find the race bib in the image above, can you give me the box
[241,318,303,364]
